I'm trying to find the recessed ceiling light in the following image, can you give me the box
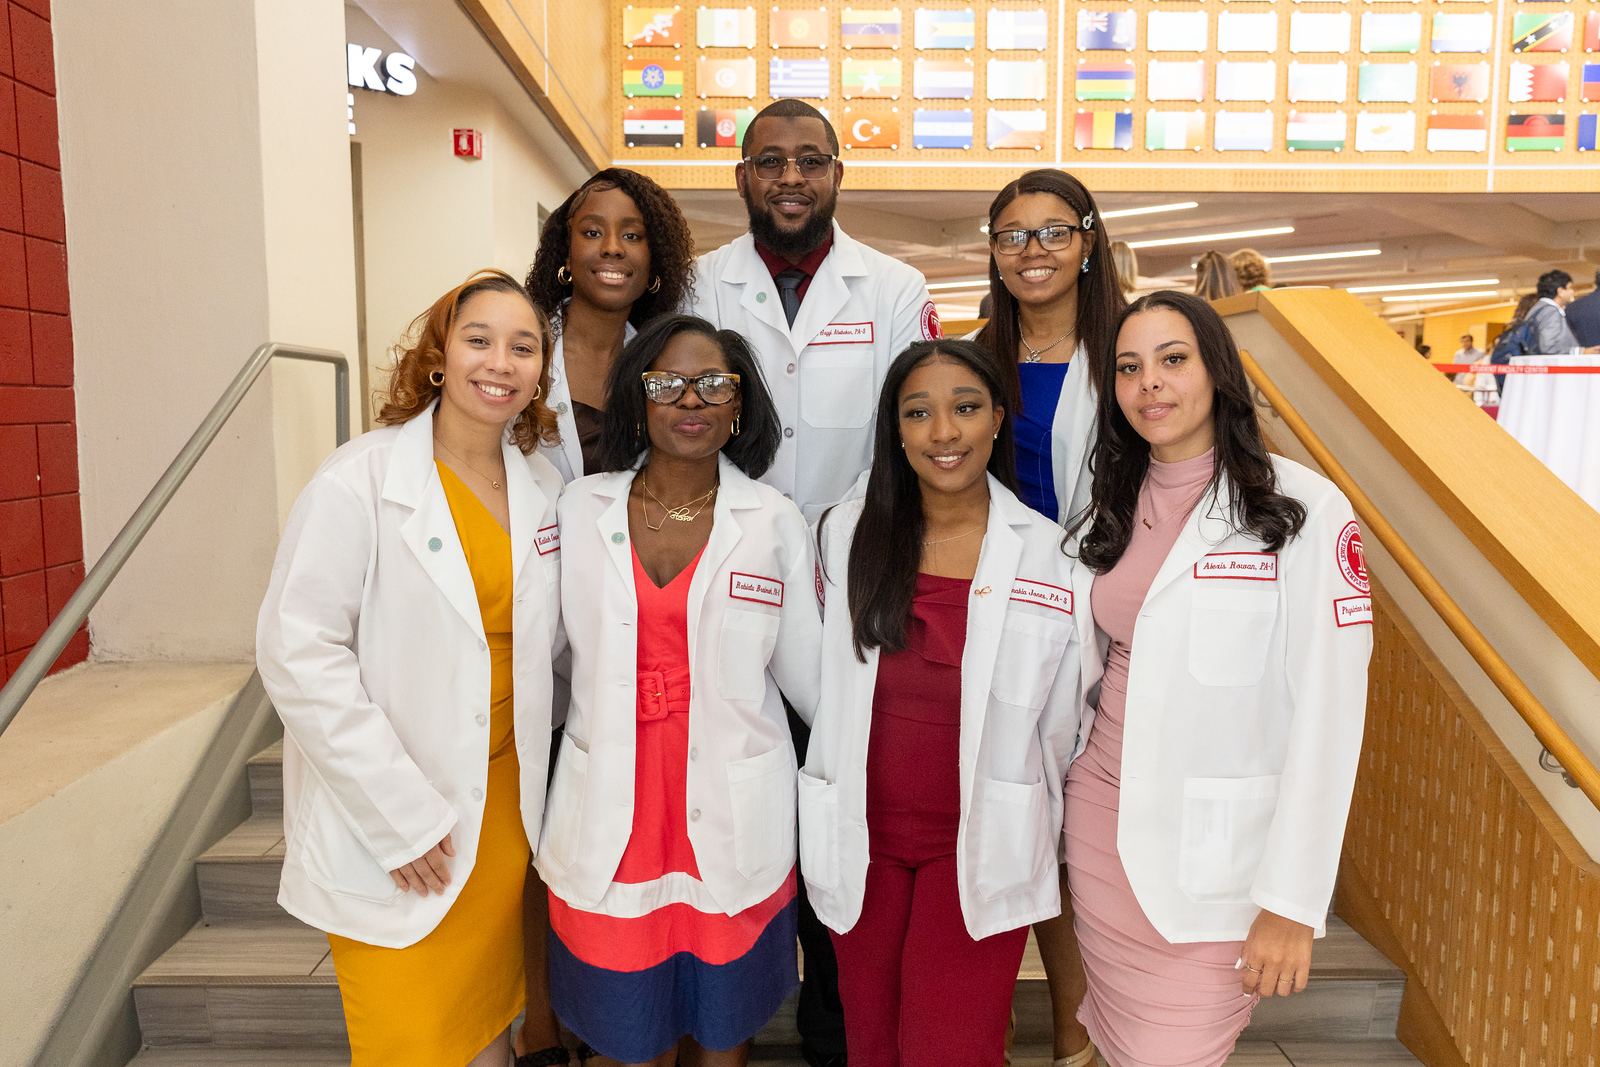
[1101,202,1199,220]
[1263,249,1381,264]
[1127,226,1295,250]
[1350,279,1499,294]
[1379,291,1498,303]
[926,279,990,291]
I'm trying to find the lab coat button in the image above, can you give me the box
[690,808,702,821]
[472,787,484,801]
[428,537,442,552]
[689,747,698,760]
[786,363,796,374]
[784,427,794,438]
[476,714,487,726]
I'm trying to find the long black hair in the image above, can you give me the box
[1073,291,1306,572]
[594,314,782,478]
[840,340,1018,661]
[975,169,1127,414]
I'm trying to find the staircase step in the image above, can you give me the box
[248,742,283,817]
[195,815,290,924]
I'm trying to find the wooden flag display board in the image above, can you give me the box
[610,1,1600,192]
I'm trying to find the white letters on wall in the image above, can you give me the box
[347,44,417,97]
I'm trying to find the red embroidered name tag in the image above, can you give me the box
[809,322,874,345]
[731,572,784,606]
[1193,552,1277,580]
[1334,595,1373,627]
[535,524,560,555]
[1010,579,1073,614]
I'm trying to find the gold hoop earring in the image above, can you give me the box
[648,276,661,293]
[732,414,740,436]
[557,266,572,285]
[531,384,542,401]
[429,369,445,386]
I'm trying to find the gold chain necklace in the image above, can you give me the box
[922,525,984,545]
[1020,323,1075,363]
[640,472,718,531]
[434,436,505,490]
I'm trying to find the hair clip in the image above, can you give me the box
[1082,212,1096,230]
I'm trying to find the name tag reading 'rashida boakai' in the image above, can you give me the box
[730,572,784,607]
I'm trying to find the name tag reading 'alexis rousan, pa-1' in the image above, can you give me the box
[1193,553,1278,581]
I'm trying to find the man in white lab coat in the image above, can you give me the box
[691,99,939,1067]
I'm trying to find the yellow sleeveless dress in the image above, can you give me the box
[326,461,528,1066]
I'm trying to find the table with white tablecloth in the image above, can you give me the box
[1495,355,1600,511]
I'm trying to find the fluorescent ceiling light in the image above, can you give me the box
[1379,291,1497,303]
[1263,249,1381,264]
[926,279,990,291]
[1128,226,1294,250]
[1102,202,1199,220]
[1350,278,1499,295]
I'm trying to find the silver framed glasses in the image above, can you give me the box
[742,153,837,180]
[641,371,741,405]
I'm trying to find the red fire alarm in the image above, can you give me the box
[453,128,483,158]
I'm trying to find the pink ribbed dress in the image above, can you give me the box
[1064,449,1258,1067]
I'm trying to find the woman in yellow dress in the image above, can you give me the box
[257,270,567,1067]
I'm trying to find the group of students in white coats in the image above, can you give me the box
[255,100,1372,1067]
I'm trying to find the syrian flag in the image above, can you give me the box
[624,107,684,147]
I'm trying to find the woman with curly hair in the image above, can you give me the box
[526,168,697,484]
[257,270,567,1067]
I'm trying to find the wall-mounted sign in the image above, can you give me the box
[453,129,483,158]
[348,44,417,96]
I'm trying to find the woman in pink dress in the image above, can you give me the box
[1062,291,1372,1065]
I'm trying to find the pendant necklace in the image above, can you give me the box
[640,472,718,531]
[1021,323,1075,363]
[435,436,505,490]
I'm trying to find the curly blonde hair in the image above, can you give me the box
[376,270,558,453]
[1230,248,1270,291]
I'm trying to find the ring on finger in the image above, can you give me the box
[1243,963,1262,973]
[1277,976,1293,986]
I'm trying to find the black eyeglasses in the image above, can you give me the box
[990,214,1096,256]
[743,153,837,180]
[641,371,741,405]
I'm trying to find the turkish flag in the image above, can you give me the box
[842,109,900,149]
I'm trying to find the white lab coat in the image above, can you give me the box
[800,479,1083,941]
[538,316,638,484]
[691,222,940,523]
[257,406,566,948]
[1067,455,1371,943]
[537,455,824,917]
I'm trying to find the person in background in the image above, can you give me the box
[803,339,1080,1066]
[1417,345,1432,360]
[1565,269,1600,347]
[1490,293,1541,394]
[1451,333,1487,391]
[1527,270,1600,356]
[1193,251,1241,301]
[1064,291,1370,1066]
[691,97,939,1067]
[1230,248,1271,292]
[540,315,821,1067]
[1110,241,1139,297]
[257,271,567,1067]
[518,167,697,1067]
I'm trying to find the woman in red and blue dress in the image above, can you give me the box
[537,315,823,1066]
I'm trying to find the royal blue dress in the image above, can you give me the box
[1014,361,1071,519]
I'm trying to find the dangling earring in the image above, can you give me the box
[1080,259,1091,274]
[429,369,445,386]
[732,414,741,436]
[648,276,662,293]
[557,266,572,285]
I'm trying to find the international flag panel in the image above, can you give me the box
[1218,13,1278,55]
[1287,62,1347,103]
[912,108,974,148]
[698,56,757,97]
[624,56,683,96]
[841,8,902,49]
[1288,13,1348,55]
[1588,13,1600,54]
[1078,11,1135,52]
[988,9,1049,51]
[1354,111,1415,151]
[624,106,684,147]
[697,7,757,48]
[1216,60,1276,103]
[914,8,975,50]
[770,57,828,97]
[1512,12,1572,53]
[1510,62,1569,103]
[1362,13,1421,55]
[1578,112,1597,152]
[1431,63,1489,103]
[843,59,902,98]
[625,7,684,47]
[1357,62,1417,103]
[1147,60,1206,102]
[914,59,974,99]
[1505,112,1565,150]
[1074,110,1133,150]
[1430,13,1492,54]
[1214,110,1273,151]
[771,8,828,48]
[1585,65,1600,103]
[1286,110,1346,151]
[697,106,756,146]
[1425,112,1487,153]
[842,107,899,148]
[1148,12,1206,53]
[990,59,1048,100]
[1077,61,1135,101]
[1145,110,1205,150]
[986,108,1047,148]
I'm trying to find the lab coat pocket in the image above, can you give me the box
[540,733,589,873]
[800,348,875,429]
[991,614,1072,710]
[1177,774,1280,904]
[1188,586,1277,687]
[728,745,797,880]
[301,784,405,905]
[719,609,780,702]
[797,769,841,890]
[975,777,1053,901]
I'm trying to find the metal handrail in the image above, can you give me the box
[1239,349,1600,811]
[0,343,349,738]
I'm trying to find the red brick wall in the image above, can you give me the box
[0,0,87,684]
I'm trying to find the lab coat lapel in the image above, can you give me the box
[594,470,640,594]
[724,236,792,339]
[1052,342,1096,526]
[789,225,865,349]
[960,478,1026,773]
[685,455,751,656]
[547,334,584,481]
[502,435,550,588]
[1142,474,1235,606]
